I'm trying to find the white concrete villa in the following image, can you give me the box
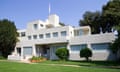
[8,14,116,61]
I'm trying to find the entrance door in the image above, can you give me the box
[36,45,50,59]
[16,48,21,56]
[42,45,50,59]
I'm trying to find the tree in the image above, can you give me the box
[80,48,92,61]
[104,0,120,61]
[110,26,120,60]
[55,48,69,61]
[0,19,18,58]
[79,0,120,34]
[102,0,120,32]
[59,22,65,26]
[110,36,120,60]
[79,11,102,34]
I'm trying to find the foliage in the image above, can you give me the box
[102,0,120,33]
[79,11,102,34]
[107,0,120,60]
[0,19,18,58]
[110,35,120,60]
[0,56,5,60]
[55,48,69,61]
[79,0,120,34]
[29,56,46,62]
[59,22,65,26]
[110,36,120,52]
[80,48,92,61]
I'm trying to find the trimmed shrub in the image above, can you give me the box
[80,47,92,61]
[55,48,69,61]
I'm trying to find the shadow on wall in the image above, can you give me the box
[107,51,117,61]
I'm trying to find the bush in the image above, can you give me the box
[29,56,46,62]
[55,48,69,61]
[80,48,92,61]
[0,56,5,60]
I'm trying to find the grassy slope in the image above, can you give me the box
[0,61,119,72]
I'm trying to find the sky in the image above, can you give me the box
[0,0,109,29]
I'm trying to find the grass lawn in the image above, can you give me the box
[41,60,120,67]
[0,60,119,72]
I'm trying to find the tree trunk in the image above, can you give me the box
[86,57,89,61]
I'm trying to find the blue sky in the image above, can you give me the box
[0,0,109,29]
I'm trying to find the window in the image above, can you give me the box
[79,30,83,36]
[33,35,37,39]
[21,32,26,37]
[61,31,67,36]
[39,34,44,39]
[53,32,58,37]
[33,24,38,29]
[23,47,32,56]
[74,29,83,36]
[40,24,43,27]
[70,44,87,52]
[46,33,51,38]
[91,43,110,50]
[28,36,31,40]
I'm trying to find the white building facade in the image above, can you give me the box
[8,14,116,61]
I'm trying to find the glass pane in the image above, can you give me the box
[23,47,32,56]
[91,43,110,50]
[46,33,51,38]
[70,44,87,51]
[61,31,67,36]
[53,32,58,37]
[33,35,37,39]
[39,34,43,39]
[34,24,38,29]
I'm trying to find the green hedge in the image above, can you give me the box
[55,48,69,61]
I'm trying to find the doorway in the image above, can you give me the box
[36,45,50,59]
[16,48,21,56]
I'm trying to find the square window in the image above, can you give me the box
[33,35,37,39]
[28,36,31,40]
[46,33,51,38]
[61,31,67,36]
[39,34,44,39]
[21,32,26,37]
[53,32,58,37]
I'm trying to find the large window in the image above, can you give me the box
[39,34,44,39]
[33,35,37,39]
[33,24,38,29]
[46,33,51,38]
[53,32,58,37]
[70,44,87,52]
[61,31,67,36]
[91,43,110,50]
[23,47,32,56]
